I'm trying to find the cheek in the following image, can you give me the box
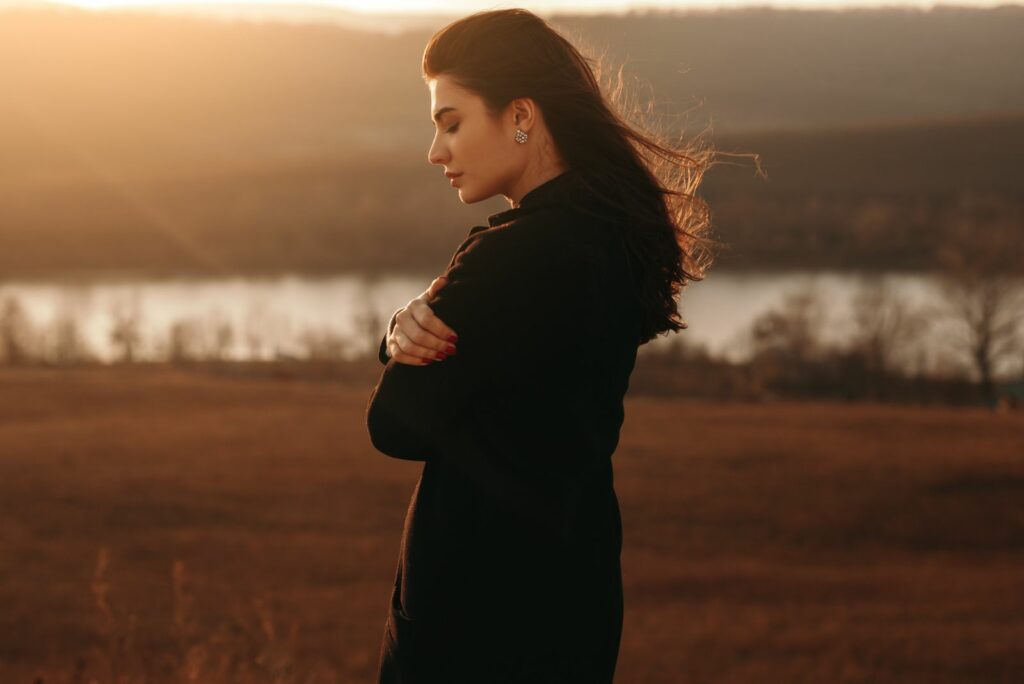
[466,125,503,158]
[477,137,510,177]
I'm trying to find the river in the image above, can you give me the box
[0,270,1004,376]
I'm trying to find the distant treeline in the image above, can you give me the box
[0,114,1020,277]
[3,265,1021,407]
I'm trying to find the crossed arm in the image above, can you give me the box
[365,220,596,531]
[367,221,587,451]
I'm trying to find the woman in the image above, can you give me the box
[366,8,717,682]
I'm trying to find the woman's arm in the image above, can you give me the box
[366,217,599,536]
[366,217,607,537]
[366,217,592,460]
[378,226,488,367]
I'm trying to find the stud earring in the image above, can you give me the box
[514,128,528,144]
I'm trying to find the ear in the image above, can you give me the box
[509,97,537,130]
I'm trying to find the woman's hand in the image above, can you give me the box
[387,275,459,366]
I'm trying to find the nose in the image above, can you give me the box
[428,132,447,166]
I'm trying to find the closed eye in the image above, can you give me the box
[447,123,460,134]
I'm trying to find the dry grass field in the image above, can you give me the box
[1,365,1022,682]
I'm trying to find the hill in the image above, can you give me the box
[0,6,1020,276]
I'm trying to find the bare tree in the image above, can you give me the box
[202,309,235,361]
[108,292,143,363]
[211,320,234,361]
[935,214,1024,401]
[638,332,711,365]
[243,301,270,360]
[747,285,828,390]
[166,318,202,364]
[298,326,349,361]
[0,295,33,365]
[848,279,931,377]
[242,300,291,361]
[750,287,826,358]
[49,309,94,365]
[351,280,385,361]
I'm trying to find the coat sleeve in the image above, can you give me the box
[376,227,481,366]
[377,308,401,365]
[365,220,596,524]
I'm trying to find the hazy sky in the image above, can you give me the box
[54,0,1010,15]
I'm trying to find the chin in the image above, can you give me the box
[457,184,497,205]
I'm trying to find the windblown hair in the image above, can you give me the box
[423,8,763,345]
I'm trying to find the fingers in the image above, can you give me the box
[392,319,449,360]
[425,275,449,299]
[387,337,435,366]
[387,275,459,366]
[389,306,457,366]
[409,298,459,346]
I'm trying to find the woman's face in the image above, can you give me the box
[427,74,519,204]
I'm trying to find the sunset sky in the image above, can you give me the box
[52,0,1010,15]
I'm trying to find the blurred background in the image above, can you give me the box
[0,1,1022,682]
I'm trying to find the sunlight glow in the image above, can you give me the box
[51,0,1007,16]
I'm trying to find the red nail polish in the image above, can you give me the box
[436,352,447,360]
[448,334,458,343]
[446,345,457,355]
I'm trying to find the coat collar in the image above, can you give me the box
[485,169,580,228]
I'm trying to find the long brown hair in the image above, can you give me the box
[423,8,762,345]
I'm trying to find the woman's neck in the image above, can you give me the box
[508,161,569,208]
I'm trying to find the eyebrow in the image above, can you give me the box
[432,106,457,125]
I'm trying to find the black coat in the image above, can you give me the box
[366,169,641,683]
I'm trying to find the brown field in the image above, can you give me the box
[1,365,1022,682]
